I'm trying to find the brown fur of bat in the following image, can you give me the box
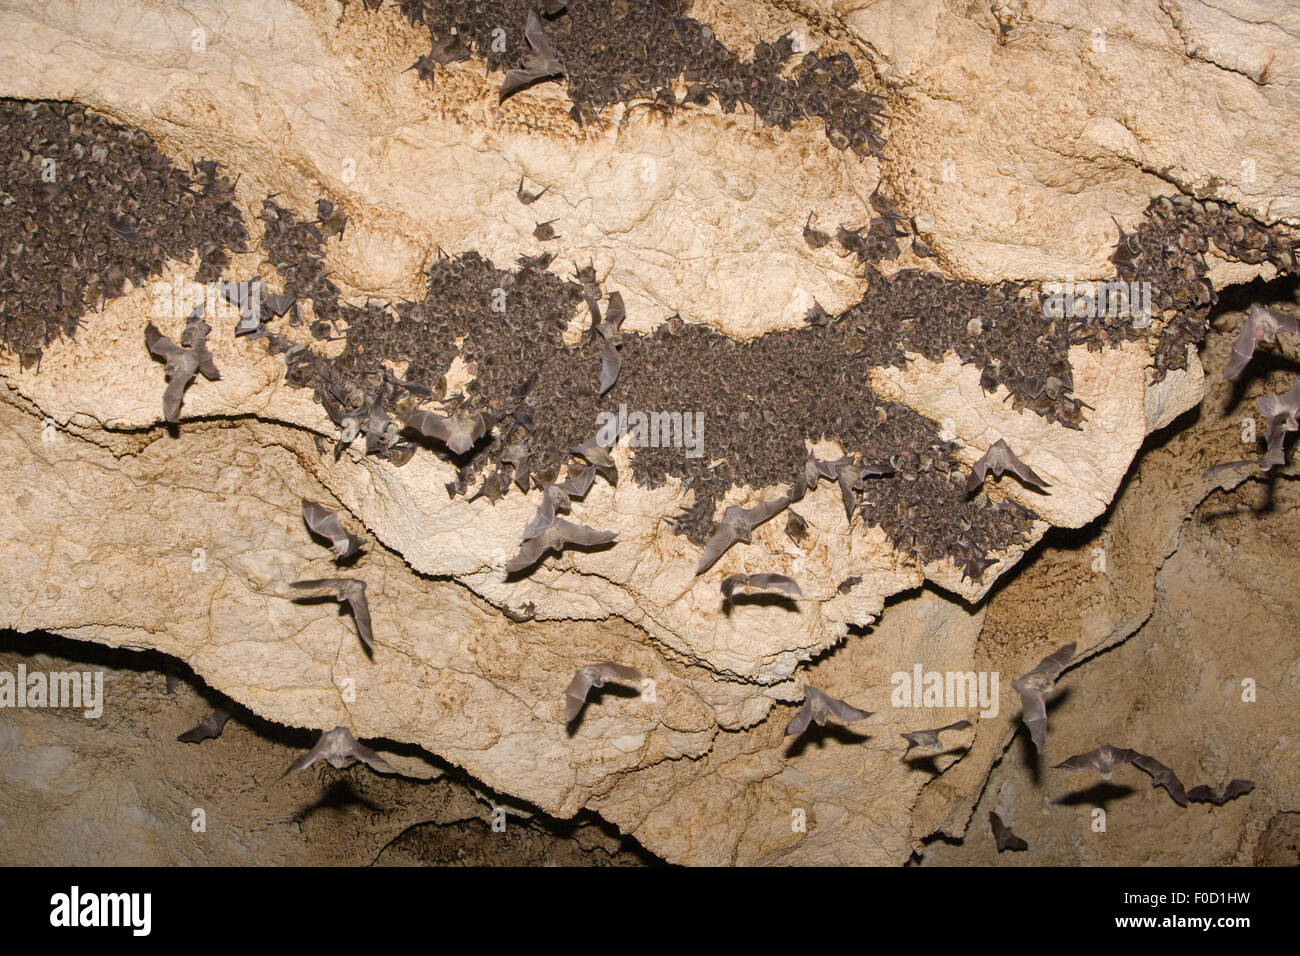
[989,811,1028,852]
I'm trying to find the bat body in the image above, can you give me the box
[720,573,802,602]
[586,293,626,395]
[1187,779,1255,805]
[402,406,493,455]
[784,686,871,736]
[803,212,830,249]
[291,578,374,653]
[1257,379,1300,469]
[144,316,221,423]
[1011,642,1075,752]
[696,494,792,574]
[285,726,394,775]
[301,498,364,561]
[506,516,616,574]
[570,437,617,483]
[499,10,564,103]
[837,460,893,520]
[517,177,549,205]
[1132,753,1189,807]
[966,439,1049,495]
[178,708,231,744]
[1223,303,1299,380]
[564,662,643,723]
[533,219,560,241]
[1054,744,1140,779]
[900,719,972,754]
[784,510,808,544]
[429,33,471,66]
[989,811,1028,852]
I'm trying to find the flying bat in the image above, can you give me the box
[696,494,792,574]
[721,573,802,602]
[402,406,493,455]
[1257,378,1300,469]
[1132,753,1189,807]
[144,320,221,423]
[1053,744,1141,779]
[989,811,1028,852]
[285,726,394,775]
[564,662,643,723]
[570,437,617,483]
[290,578,374,653]
[506,516,616,574]
[901,719,972,754]
[499,10,564,103]
[517,177,549,205]
[587,292,626,394]
[785,686,871,736]
[178,708,231,744]
[1223,303,1300,381]
[837,460,893,520]
[1011,642,1075,752]
[966,439,1049,495]
[1187,778,1255,805]
[301,498,364,562]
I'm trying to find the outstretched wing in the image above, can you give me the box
[784,700,814,736]
[592,662,642,685]
[553,518,617,549]
[564,668,595,722]
[696,524,739,575]
[1223,308,1264,380]
[598,340,621,395]
[990,811,1028,852]
[346,590,374,654]
[505,533,557,574]
[349,739,395,774]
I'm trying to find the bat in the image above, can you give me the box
[499,10,564,103]
[785,685,871,736]
[557,463,597,498]
[989,811,1028,852]
[316,198,347,240]
[966,439,1049,495]
[836,460,894,520]
[1223,303,1299,380]
[517,177,549,205]
[1011,642,1075,752]
[784,510,808,545]
[285,726,395,775]
[106,210,140,243]
[570,437,617,483]
[220,278,264,335]
[301,498,364,562]
[720,573,802,602]
[517,251,555,270]
[1132,753,1189,807]
[521,483,570,540]
[402,406,493,455]
[1187,778,1255,805]
[803,212,830,249]
[405,54,438,83]
[1054,744,1141,778]
[533,219,560,241]
[178,708,231,744]
[506,516,617,573]
[696,494,792,574]
[144,319,221,423]
[1257,378,1300,469]
[564,662,643,723]
[900,719,972,754]
[587,292,626,394]
[262,291,296,318]
[429,32,471,66]
[290,578,374,653]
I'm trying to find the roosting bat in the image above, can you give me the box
[301,498,364,561]
[720,573,802,602]
[1223,303,1300,381]
[144,318,221,423]
[1011,642,1075,752]
[534,219,560,241]
[429,32,471,66]
[564,662,642,723]
[178,708,231,744]
[517,176,549,205]
[106,210,140,243]
[989,811,1028,852]
[803,212,830,249]
[290,578,374,653]
[506,514,617,574]
[784,510,808,544]
[316,198,347,240]
[784,686,871,736]
[900,719,972,754]
[402,406,493,455]
[1187,779,1255,805]
[696,494,792,574]
[499,10,564,103]
[966,439,1049,495]
[285,726,394,775]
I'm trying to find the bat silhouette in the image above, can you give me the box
[564,662,643,723]
[1223,303,1299,380]
[901,719,972,754]
[285,726,394,775]
[301,498,364,561]
[1131,753,1189,807]
[1187,778,1255,805]
[696,494,792,574]
[178,708,231,744]
[1054,744,1141,779]
[989,811,1028,852]
[1012,642,1075,752]
[533,219,560,241]
[499,10,564,103]
[506,514,617,574]
[785,686,871,736]
[720,573,802,602]
[570,437,617,483]
[402,406,493,455]
[966,439,1049,495]
[291,578,374,653]
[517,177,549,205]
[803,212,830,249]
[144,317,221,423]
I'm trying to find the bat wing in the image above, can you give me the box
[347,590,374,654]
[1132,754,1188,806]
[825,694,871,724]
[402,409,456,449]
[965,450,991,494]
[285,739,326,775]
[598,340,621,395]
[1186,784,1215,803]
[603,292,626,337]
[720,574,743,601]
[1052,750,1098,772]
[262,292,296,317]
[592,662,642,685]
[161,373,191,423]
[1223,310,1262,380]
[523,9,561,67]
[558,464,597,498]
[1015,687,1048,752]
[145,324,184,362]
[746,574,802,598]
[743,495,791,532]
[990,812,1028,852]
[838,472,858,520]
[553,517,617,549]
[521,495,558,541]
[1028,642,1076,682]
[564,669,594,722]
[943,720,973,733]
[1223,778,1255,801]
[505,533,556,574]
[695,526,737,575]
[349,740,395,774]
[784,701,814,736]
[1004,452,1049,490]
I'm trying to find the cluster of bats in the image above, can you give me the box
[804,188,935,266]
[985,642,1256,853]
